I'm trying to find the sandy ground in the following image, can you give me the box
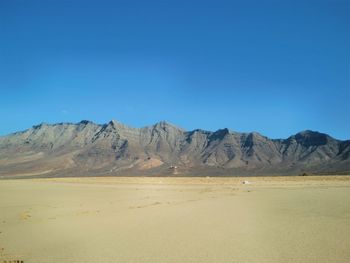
[0,176,350,263]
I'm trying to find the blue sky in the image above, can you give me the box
[0,0,349,139]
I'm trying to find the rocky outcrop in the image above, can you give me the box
[0,120,349,177]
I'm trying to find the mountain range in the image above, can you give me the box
[0,120,349,178]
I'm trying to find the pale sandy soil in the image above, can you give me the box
[0,176,350,263]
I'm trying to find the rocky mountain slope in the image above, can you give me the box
[0,120,349,178]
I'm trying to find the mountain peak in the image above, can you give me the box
[297,130,321,136]
[155,120,172,126]
[209,128,230,140]
[295,130,330,138]
[32,122,49,129]
[293,130,332,146]
[247,131,265,140]
[107,119,124,128]
[153,121,184,131]
[0,119,349,177]
[79,120,94,125]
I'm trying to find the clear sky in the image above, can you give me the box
[0,0,349,139]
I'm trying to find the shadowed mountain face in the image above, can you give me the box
[0,120,349,178]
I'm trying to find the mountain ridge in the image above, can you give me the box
[0,120,349,178]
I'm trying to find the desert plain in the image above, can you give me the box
[0,176,350,263]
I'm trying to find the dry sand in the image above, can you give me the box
[0,176,350,263]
